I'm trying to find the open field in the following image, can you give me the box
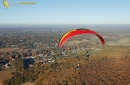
[65,39,90,45]
[21,82,34,85]
[107,38,130,46]
[87,45,130,59]
[0,48,14,53]
[0,69,15,85]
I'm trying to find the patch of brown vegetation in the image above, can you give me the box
[0,48,14,54]
[35,56,130,85]
[0,69,15,85]
[21,82,34,85]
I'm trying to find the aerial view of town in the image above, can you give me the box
[1,0,130,85]
[0,25,130,85]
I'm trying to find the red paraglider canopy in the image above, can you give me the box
[59,29,105,48]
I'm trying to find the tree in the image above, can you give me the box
[10,59,24,69]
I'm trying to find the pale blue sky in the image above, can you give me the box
[0,0,130,25]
